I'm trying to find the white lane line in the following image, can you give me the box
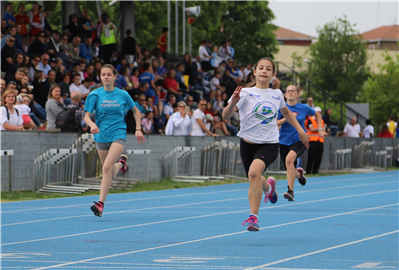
[31,203,398,270]
[244,230,399,270]
[0,188,247,214]
[1,197,247,227]
[2,172,396,213]
[3,189,397,247]
[2,179,397,227]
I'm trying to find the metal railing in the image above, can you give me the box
[33,148,78,191]
[333,149,352,170]
[163,146,196,179]
[275,61,371,130]
[201,140,240,176]
[352,141,375,168]
[1,150,14,194]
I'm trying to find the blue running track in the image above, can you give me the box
[1,171,398,269]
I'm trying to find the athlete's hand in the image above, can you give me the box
[318,130,328,139]
[230,86,242,105]
[299,130,309,149]
[135,130,146,144]
[90,124,99,134]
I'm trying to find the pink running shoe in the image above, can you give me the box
[118,154,129,174]
[264,176,278,204]
[91,201,103,217]
[242,214,259,231]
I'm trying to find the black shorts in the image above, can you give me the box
[240,139,279,178]
[280,141,307,169]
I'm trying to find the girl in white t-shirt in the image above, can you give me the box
[1,90,24,131]
[222,58,309,232]
[15,94,36,130]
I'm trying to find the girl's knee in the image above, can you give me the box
[247,171,261,182]
[102,163,113,175]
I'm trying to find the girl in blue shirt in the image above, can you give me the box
[84,64,146,217]
[277,85,326,201]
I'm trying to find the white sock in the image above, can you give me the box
[250,213,258,218]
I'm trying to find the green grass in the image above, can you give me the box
[2,169,397,203]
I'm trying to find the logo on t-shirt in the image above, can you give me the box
[249,93,261,99]
[272,95,280,100]
[253,101,277,125]
[101,100,121,107]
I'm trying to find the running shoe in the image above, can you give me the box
[297,167,306,186]
[242,214,259,231]
[118,154,129,174]
[264,176,278,204]
[91,201,103,217]
[284,186,295,201]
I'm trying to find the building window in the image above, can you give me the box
[369,44,375,50]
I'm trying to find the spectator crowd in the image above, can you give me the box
[1,2,398,140]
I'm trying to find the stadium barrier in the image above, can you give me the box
[1,150,14,194]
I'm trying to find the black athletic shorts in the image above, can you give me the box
[280,141,307,169]
[240,138,279,178]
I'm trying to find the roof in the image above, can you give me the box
[273,26,314,41]
[360,25,399,41]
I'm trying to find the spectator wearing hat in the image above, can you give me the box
[58,44,74,72]
[1,36,16,73]
[47,30,61,58]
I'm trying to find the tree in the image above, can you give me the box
[309,17,368,102]
[361,51,399,125]
[220,1,278,63]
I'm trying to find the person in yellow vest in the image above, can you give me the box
[98,14,116,64]
[305,107,326,175]
[387,115,397,138]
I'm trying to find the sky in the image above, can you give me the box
[268,0,399,38]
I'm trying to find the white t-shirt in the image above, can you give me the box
[229,87,286,144]
[14,104,31,115]
[163,103,174,116]
[244,68,252,77]
[363,125,374,138]
[172,115,191,136]
[1,106,23,130]
[238,70,244,80]
[70,83,90,95]
[191,108,206,136]
[343,123,361,138]
[210,77,220,91]
[199,46,210,62]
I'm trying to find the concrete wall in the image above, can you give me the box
[1,131,398,191]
